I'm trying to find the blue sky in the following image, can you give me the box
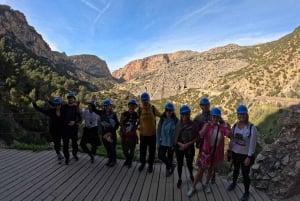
[1,0,300,72]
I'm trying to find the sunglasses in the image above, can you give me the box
[211,115,220,118]
[181,112,190,116]
[200,104,209,106]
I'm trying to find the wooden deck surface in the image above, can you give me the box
[0,149,299,201]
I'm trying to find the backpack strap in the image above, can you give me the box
[233,123,253,137]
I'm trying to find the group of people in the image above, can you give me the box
[33,92,257,201]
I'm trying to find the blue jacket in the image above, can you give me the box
[157,116,178,147]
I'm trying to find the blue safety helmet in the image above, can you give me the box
[53,97,61,105]
[128,99,137,105]
[236,104,248,115]
[210,107,221,117]
[67,92,76,99]
[165,102,174,110]
[140,92,150,101]
[199,97,210,105]
[180,105,191,114]
[103,99,112,106]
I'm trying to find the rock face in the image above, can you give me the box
[0,5,53,60]
[69,54,112,78]
[112,51,198,80]
[252,105,300,199]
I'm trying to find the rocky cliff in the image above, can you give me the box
[69,54,112,79]
[252,105,300,199]
[0,5,53,60]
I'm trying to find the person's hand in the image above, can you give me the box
[76,100,80,106]
[44,95,50,102]
[244,157,251,166]
[68,121,75,126]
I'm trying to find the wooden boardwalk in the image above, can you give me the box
[0,148,299,201]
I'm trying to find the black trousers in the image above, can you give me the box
[80,127,101,156]
[139,135,156,166]
[50,130,62,155]
[175,145,195,179]
[62,125,78,160]
[121,138,136,163]
[102,134,117,162]
[158,145,174,169]
[232,152,254,195]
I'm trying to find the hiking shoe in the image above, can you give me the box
[90,155,95,164]
[211,174,216,184]
[123,160,129,166]
[108,160,116,167]
[204,185,211,193]
[65,158,69,165]
[186,187,195,197]
[127,161,132,168]
[73,155,79,161]
[138,164,145,172]
[105,160,111,166]
[148,165,153,173]
[227,182,236,191]
[57,153,64,160]
[240,193,249,201]
[177,179,182,188]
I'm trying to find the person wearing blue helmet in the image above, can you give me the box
[32,97,64,163]
[137,92,161,173]
[187,107,231,197]
[227,104,257,201]
[119,99,139,168]
[60,92,82,164]
[173,105,198,188]
[80,101,101,163]
[95,99,120,167]
[157,102,178,176]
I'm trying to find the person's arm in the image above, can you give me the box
[154,106,162,117]
[32,101,51,116]
[156,118,163,145]
[113,113,120,130]
[248,125,257,157]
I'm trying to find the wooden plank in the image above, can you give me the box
[130,164,148,201]
[94,159,126,201]
[58,155,105,201]
[148,164,161,201]
[173,163,183,201]
[214,176,233,201]
[0,151,58,200]
[0,150,34,172]
[219,177,240,201]
[50,155,94,200]
[0,151,53,196]
[110,161,140,201]
[72,156,109,201]
[33,154,89,200]
[165,168,175,201]
[156,163,166,201]
[81,158,118,200]
[209,174,225,201]
[138,165,155,201]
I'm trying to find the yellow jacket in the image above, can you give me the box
[138,104,161,136]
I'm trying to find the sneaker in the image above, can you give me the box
[211,174,216,184]
[108,160,116,167]
[148,165,153,173]
[204,185,211,193]
[177,179,182,188]
[105,160,111,166]
[186,187,195,197]
[127,161,132,168]
[65,158,69,165]
[227,182,236,191]
[240,193,249,201]
[138,164,145,172]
